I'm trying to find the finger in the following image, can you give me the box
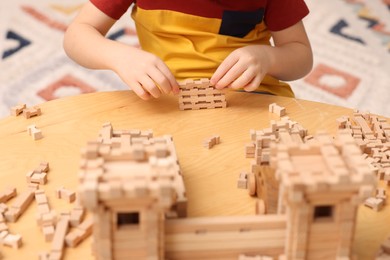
[216,60,248,89]
[211,54,239,89]
[139,75,162,98]
[156,62,180,94]
[243,74,263,92]
[228,69,255,90]
[129,81,152,100]
[147,68,171,94]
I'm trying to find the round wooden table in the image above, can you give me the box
[0,91,388,259]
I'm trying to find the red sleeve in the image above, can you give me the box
[264,0,309,31]
[90,0,134,20]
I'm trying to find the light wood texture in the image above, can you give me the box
[0,90,389,259]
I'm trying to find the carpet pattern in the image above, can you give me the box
[0,0,389,118]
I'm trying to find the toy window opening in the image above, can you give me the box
[117,212,139,228]
[313,205,333,221]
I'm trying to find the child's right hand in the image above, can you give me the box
[111,46,180,100]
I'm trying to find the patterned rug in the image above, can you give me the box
[0,0,389,118]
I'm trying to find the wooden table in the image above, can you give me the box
[0,91,388,259]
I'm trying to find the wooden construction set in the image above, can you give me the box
[77,120,382,259]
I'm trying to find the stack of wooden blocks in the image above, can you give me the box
[178,78,226,110]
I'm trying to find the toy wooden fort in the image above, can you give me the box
[78,122,377,260]
[242,111,390,214]
[79,123,187,259]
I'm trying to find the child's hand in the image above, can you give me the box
[112,46,180,100]
[210,45,273,92]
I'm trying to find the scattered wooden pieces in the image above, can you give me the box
[10,104,42,118]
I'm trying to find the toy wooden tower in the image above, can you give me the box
[272,131,376,259]
[79,123,187,260]
[178,78,227,110]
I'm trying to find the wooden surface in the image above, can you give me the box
[0,90,389,259]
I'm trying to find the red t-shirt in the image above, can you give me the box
[91,0,309,32]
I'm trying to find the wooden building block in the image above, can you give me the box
[245,143,256,158]
[0,214,8,232]
[26,171,47,185]
[269,103,286,117]
[38,211,57,227]
[4,187,36,222]
[0,187,17,203]
[27,125,43,140]
[203,135,220,149]
[34,162,49,173]
[0,231,22,249]
[65,218,93,247]
[376,188,387,201]
[55,187,76,203]
[23,106,41,119]
[49,213,70,259]
[70,205,85,227]
[10,104,26,116]
[35,190,56,241]
[364,197,385,211]
[42,225,55,242]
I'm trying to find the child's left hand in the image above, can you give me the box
[210,45,273,92]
